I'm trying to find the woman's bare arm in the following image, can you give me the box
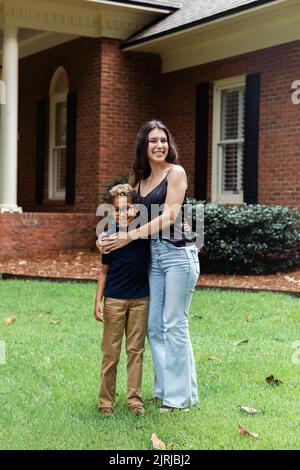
[99,166,187,251]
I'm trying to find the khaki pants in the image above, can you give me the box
[99,296,149,409]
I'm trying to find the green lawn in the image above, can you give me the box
[0,279,299,450]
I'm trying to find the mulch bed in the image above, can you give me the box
[0,249,300,295]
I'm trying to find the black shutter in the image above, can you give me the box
[66,91,77,205]
[35,99,46,205]
[195,82,209,201]
[244,73,261,204]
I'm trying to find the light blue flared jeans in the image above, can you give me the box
[147,239,200,408]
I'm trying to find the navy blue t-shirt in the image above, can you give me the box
[101,228,150,299]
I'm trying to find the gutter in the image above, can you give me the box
[86,0,181,13]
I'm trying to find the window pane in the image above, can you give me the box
[221,88,245,140]
[55,102,67,147]
[54,147,66,193]
[221,143,244,193]
[54,71,69,94]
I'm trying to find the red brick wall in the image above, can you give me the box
[161,40,300,209]
[18,37,162,210]
[0,213,98,260]
[98,38,161,199]
[18,36,299,212]
[18,37,101,213]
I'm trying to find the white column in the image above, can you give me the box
[0,25,22,213]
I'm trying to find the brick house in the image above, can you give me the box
[0,0,299,257]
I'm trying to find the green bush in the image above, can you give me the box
[188,200,300,274]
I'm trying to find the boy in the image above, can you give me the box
[94,184,150,416]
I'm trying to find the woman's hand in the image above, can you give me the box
[96,231,109,253]
[99,233,132,253]
[94,300,104,322]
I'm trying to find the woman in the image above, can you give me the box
[98,120,199,410]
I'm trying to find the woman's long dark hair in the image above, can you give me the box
[132,120,179,187]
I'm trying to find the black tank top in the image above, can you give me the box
[135,174,194,247]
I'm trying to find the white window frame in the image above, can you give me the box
[48,67,68,201]
[212,75,246,204]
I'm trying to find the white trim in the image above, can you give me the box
[85,0,174,14]
[122,0,300,74]
[123,0,286,51]
[0,0,161,45]
[48,67,68,201]
[212,75,246,204]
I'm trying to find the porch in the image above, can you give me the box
[0,0,161,257]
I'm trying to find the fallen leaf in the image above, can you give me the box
[151,433,166,450]
[4,316,17,325]
[234,339,249,346]
[240,405,260,414]
[284,275,300,285]
[166,443,174,450]
[245,315,252,322]
[50,320,60,325]
[208,355,221,361]
[266,375,283,386]
[238,424,259,439]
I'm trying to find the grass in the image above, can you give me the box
[0,279,299,450]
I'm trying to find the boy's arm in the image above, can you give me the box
[94,261,109,322]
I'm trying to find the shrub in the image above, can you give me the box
[187,200,300,274]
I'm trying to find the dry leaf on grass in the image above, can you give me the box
[245,315,252,322]
[208,355,221,361]
[4,316,17,325]
[166,443,174,450]
[234,339,249,346]
[238,424,259,439]
[50,320,60,325]
[151,433,166,450]
[240,405,260,414]
[266,374,283,386]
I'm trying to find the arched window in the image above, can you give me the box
[49,67,69,200]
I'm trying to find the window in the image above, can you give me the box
[49,67,69,200]
[212,76,245,204]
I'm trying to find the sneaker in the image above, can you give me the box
[129,404,145,416]
[98,406,114,415]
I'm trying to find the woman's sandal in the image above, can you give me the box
[159,405,175,413]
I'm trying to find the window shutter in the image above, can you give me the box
[195,82,209,201]
[244,73,261,204]
[66,91,77,205]
[35,99,46,205]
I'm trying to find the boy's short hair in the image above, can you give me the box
[109,183,134,202]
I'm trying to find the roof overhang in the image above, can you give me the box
[0,0,169,60]
[122,0,300,73]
